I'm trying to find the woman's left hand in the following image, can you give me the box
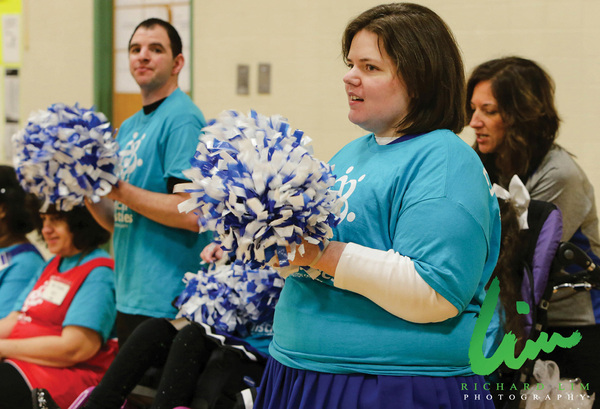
[286,240,326,267]
[271,239,345,278]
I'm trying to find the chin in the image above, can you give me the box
[477,145,493,155]
[350,121,376,135]
[348,113,368,128]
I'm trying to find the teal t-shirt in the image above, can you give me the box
[0,244,45,318]
[270,130,501,376]
[113,88,212,318]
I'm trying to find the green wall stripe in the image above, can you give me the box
[189,0,194,98]
[93,0,113,121]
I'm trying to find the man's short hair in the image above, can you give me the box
[129,18,183,57]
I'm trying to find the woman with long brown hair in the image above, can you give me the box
[468,56,600,401]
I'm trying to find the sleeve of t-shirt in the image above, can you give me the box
[392,198,489,312]
[11,261,47,311]
[162,117,204,181]
[63,266,116,342]
[0,256,45,317]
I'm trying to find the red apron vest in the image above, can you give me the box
[6,256,118,408]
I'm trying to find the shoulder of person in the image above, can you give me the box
[80,249,114,276]
[166,88,204,114]
[537,144,583,183]
[421,129,482,164]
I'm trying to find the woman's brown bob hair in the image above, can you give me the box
[342,3,466,135]
[466,56,560,186]
[41,205,111,254]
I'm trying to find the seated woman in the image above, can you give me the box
[0,204,117,409]
[0,165,45,318]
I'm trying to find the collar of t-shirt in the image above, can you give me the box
[374,132,425,145]
[143,97,167,115]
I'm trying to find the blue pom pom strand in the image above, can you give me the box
[176,110,343,269]
[175,261,284,336]
[12,103,120,211]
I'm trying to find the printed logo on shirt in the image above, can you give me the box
[295,165,366,283]
[115,132,146,227]
[115,201,134,227]
[119,131,147,183]
[21,280,49,313]
[330,165,366,224]
[251,321,274,336]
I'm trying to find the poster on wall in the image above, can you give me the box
[1,11,21,162]
[1,13,20,64]
[3,68,18,160]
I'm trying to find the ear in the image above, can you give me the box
[172,53,184,76]
[0,204,6,219]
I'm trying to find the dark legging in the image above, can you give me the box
[84,317,179,409]
[84,318,265,409]
[0,363,32,409]
[153,322,221,409]
[115,311,153,347]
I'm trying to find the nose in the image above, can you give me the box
[469,110,483,129]
[41,218,53,235]
[137,46,150,61]
[343,66,360,86]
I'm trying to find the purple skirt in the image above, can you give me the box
[254,358,495,409]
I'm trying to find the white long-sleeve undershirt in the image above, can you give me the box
[333,242,459,323]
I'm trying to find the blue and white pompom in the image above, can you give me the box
[12,103,119,211]
[176,110,342,269]
[175,261,284,336]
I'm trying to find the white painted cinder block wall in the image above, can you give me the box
[17,0,600,211]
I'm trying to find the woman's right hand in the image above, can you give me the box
[200,242,224,263]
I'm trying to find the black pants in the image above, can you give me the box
[0,363,32,409]
[85,318,265,409]
[115,311,153,348]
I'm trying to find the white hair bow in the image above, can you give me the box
[492,175,530,230]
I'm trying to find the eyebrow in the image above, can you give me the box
[471,101,498,107]
[346,57,382,64]
[129,42,166,50]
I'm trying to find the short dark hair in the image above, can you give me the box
[129,18,182,58]
[0,165,40,236]
[42,205,110,253]
[466,57,560,185]
[342,3,465,135]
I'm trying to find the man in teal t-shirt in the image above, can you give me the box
[86,18,211,345]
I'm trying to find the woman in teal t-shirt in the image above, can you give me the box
[255,3,501,409]
[0,165,45,318]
